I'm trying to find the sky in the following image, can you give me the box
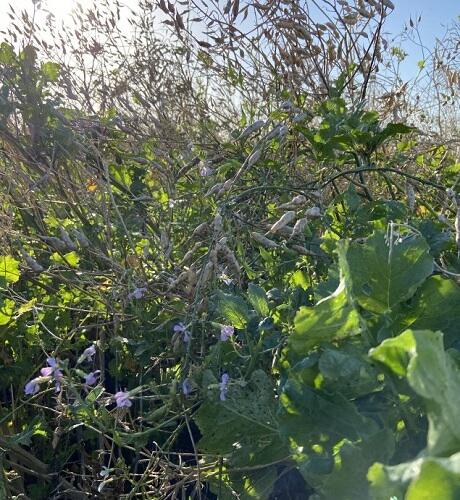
[1,0,459,80]
[385,0,460,78]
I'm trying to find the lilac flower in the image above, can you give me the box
[174,323,191,343]
[128,287,147,300]
[79,344,96,364]
[84,370,101,386]
[219,373,229,401]
[220,325,234,342]
[182,378,192,396]
[24,378,40,395]
[114,391,132,408]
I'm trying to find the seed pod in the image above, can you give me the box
[185,268,198,296]
[209,247,219,268]
[217,240,241,276]
[268,211,296,234]
[278,194,307,210]
[213,214,223,234]
[200,261,214,288]
[264,124,283,141]
[72,229,90,248]
[206,182,223,197]
[247,149,262,168]
[40,236,67,252]
[289,218,309,240]
[455,201,460,250]
[217,178,233,196]
[237,120,266,140]
[305,206,322,218]
[59,227,77,251]
[192,222,210,238]
[167,270,189,291]
[251,232,279,248]
[20,249,44,273]
[291,245,316,256]
[382,0,395,9]
[406,181,416,212]
[179,241,203,266]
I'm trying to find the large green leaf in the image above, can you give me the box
[195,370,287,467]
[0,255,20,286]
[305,428,394,500]
[291,279,360,354]
[370,330,460,455]
[391,276,460,347]
[369,453,460,500]
[216,291,250,329]
[337,231,433,313]
[195,370,287,499]
[279,378,378,446]
[247,283,270,317]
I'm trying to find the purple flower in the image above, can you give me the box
[81,344,96,362]
[24,378,40,395]
[40,357,63,392]
[128,287,147,300]
[40,357,59,375]
[219,372,229,401]
[200,164,214,177]
[84,370,101,386]
[182,378,192,396]
[174,323,191,343]
[114,391,132,408]
[220,325,234,342]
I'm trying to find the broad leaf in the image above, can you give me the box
[216,291,250,329]
[291,279,360,354]
[369,453,460,500]
[247,283,270,317]
[391,276,460,347]
[337,231,433,313]
[0,255,20,285]
[370,330,460,455]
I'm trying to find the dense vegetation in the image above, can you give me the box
[1,0,460,498]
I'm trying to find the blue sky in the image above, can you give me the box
[385,0,460,78]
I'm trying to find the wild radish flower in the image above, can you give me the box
[174,323,191,343]
[220,325,234,341]
[78,344,96,364]
[114,391,132,408]
[84,370,101,386]
[128,287,147,300]
[24,378,40,395]
[219,373,229,401]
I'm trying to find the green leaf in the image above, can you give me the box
[247,283,269,317]
[0,298,15,325]
[337,231,433,313]
[0,255,20,285]
[208,467,278,500]
[391,276,460,347]
[217,291,250,329]
[369,453,460,500]
[370,329,460,455]
[50,251,80,268]
[41,61,60,82]
[279,377,378,446]
[305,429,394,500]
[291,279,360,354]
[196,370,287,467]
